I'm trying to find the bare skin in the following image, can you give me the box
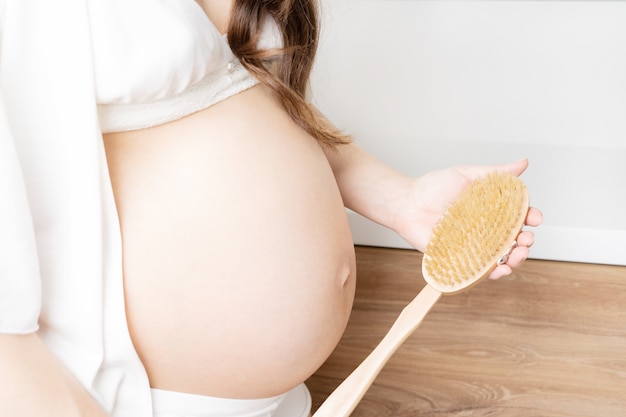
[195,0,230,34]
[104,0,357,399]
[104,84,357,398]
[0,334,109,417]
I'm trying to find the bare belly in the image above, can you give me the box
[103,85,356,398]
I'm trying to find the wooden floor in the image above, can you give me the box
[306,246,626,417]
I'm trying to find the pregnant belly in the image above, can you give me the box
[103,85,356,399]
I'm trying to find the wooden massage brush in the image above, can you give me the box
[313,172,530,417]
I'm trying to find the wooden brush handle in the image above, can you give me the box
[313,284,442,417]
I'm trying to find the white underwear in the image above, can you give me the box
[98,60,259,134]
[151,383,311,417]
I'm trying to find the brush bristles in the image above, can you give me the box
[422,172,529,293]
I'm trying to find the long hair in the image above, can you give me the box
[227,0,351,147]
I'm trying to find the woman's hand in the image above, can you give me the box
[391,159,543,279]
[324,144,542,280]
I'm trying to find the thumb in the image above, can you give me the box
[500,158,529,177]
[458,158,529,180]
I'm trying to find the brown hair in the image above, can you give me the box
[227,0,351,147]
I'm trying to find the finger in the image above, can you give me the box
[499,158,529,177]
[525,207,543,227]
[487,246,529,280]
[488,264,512,280]
[516,230,535,248]
[458,158,529,181]
[505,246,530,269]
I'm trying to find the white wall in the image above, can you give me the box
[311,0,626,266]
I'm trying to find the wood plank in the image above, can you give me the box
[307,246,626,416]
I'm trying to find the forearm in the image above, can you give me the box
[323,142,412,232]
[0,333,109,417]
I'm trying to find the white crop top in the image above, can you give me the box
[92,0,279,133]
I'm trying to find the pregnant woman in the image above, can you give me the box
[0,1,542,416]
